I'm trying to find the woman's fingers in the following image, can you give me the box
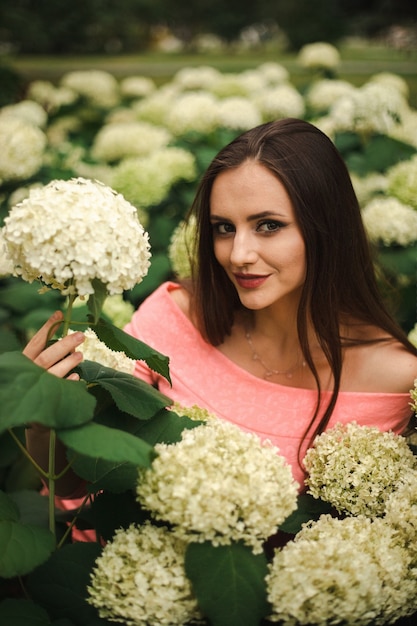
[23,311,64,360]
[23,311,85,377]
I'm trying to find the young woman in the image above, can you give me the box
[26,118,417,489]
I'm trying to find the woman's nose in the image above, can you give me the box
[230,231,258,266]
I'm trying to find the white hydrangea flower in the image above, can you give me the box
[70,328,136,374]
[389,108,417,149]
[60,70,120,108]
[87,522,201,626]
[369,72,410,100]
[304,422,417,517]
[298,42,341,71]
[172,65,222,91]
[266,514,417,625]
[132,84,180,126]
[2,177,151,296]
[329,82,408,136]
[168,215,197,279]
[137,419,298,553]
[305,79,356,114]
[0,100,48,128]
[0,116,47,185]
[165,92,220,136]
[119,75,157,99]
[0,229,14,277]
[102,294,135,329]
[386,154,417,210]
[8,183,44,208]
[46,115,83,147]
[385,470,417,563]
[350,172,388,208]
[26,79,78,114]
[410,379,417,414]
[408,325,417,348]
[111,146,196,210]
[217,96,262,130]
[253,84,305,122]
[361,196,417,247]
[91,121,172,163]
[171,401,218,423]
[257,62,289,85]
[207,73,254,99]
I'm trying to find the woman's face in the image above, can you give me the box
[210,160,306,313]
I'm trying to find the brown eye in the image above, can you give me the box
[257,220,285,233]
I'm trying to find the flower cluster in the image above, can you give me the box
[304,422,417,517]
[361,196,417,246]
[111,147,196,210]
[2,177,151,296]
[0,116,47,185]
[168,215,197,279]
[329,82,408,136]
[119,75,157,100]
[60,70,120,108]
[0,99,48,128]
[386,153,417,210]
[87,522,202,626]
[385,470,417,562]
[137,418,298,553]
[217,96,262,130]
[298,42,341,71]
[266,514,417,625]
[305,78,355,114]
[410,379,417,413]
[71,328,136,374]
[26,79,78,114]
[165,92,220,136]
[254,84,305,121]
[91,121,172,163]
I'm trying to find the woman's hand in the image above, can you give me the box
[24,312,87,496]
[23,310,84,380]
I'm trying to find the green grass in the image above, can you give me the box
[4,41,417,106]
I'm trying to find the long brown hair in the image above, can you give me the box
[188,118,416,452]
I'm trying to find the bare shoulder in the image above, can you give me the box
[169,284,192,320]
[343,333,417,393]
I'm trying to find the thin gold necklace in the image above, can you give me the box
[245,330,306,380]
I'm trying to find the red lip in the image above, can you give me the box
[234,273,270,289]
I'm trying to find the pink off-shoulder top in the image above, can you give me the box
[124,281,413,487]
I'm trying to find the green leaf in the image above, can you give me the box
[0,428,24,468]
[279,493,333,534]
[87,279,108,325]
[133,408,204,445]
[127,253,171,301]
[185,542,269,626]
[0,279,62,314]
[0,599,51,626]
[27,542,106,625]
[0,519,55,578]
[0,490,20,522]
[363,134,416,172]
[0,352,96,434]
[58,421,154,468]
[89,491,149,541]
[90,317,171,383]
[76,360,172,419]
[377,244,417,277]
[9,490,49,527]
[69,453,140,493]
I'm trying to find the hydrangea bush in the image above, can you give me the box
[0,46,416,626]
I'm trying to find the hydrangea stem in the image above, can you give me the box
[48,429,57,537]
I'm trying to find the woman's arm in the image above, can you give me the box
[23,311,86,497]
